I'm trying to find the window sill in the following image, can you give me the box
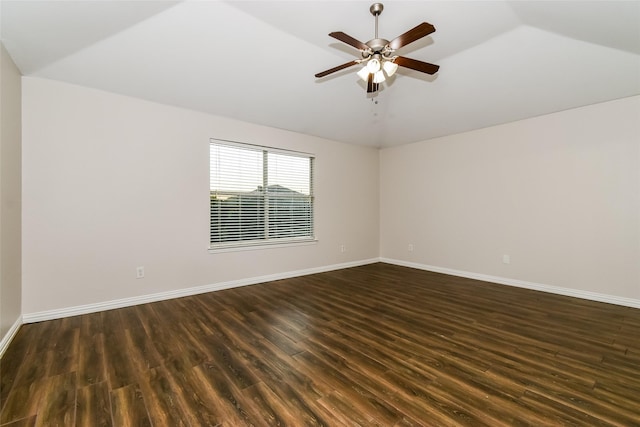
[208,239,318,254]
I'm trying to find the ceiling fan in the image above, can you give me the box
[315,3,439,93]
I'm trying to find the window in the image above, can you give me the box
[209,139,314,249]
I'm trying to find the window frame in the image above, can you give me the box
[208,138,316,252]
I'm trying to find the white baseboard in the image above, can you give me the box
[21,256,639,324]
[0,315,23,358]
[22,258,379,324]
[381,258,640,309]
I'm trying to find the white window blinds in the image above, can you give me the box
[210,139,314,248]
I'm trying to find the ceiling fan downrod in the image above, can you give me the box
[370,3,383,38]
[366,3,390,56]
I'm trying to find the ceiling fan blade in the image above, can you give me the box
[329,32,369,51]
[394,56,440,75]
[315,60,359,78]
[366,73,379,93]
[388,22,436,50]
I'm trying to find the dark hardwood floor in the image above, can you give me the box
[1,263,639,426]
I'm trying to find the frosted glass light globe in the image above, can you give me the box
[367,58,381,73]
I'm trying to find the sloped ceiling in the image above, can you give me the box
[2,1,639,148]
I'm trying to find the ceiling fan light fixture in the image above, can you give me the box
[367,57,381,73]
[373,70,386,83]
[382,60,398,77]
[357,66,370,82]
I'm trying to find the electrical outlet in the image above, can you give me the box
[408,244,414,252]
[502,255,510,265]
[340,244,346,253]
[136,266,145,279]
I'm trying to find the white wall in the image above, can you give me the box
[22,77,379,316]
[0,42,22,349]
[381,96,640,301]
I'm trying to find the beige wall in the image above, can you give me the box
[380,96,640,301]
[19,76,640,317]
[0,42,22,344]
[22,77,380,315]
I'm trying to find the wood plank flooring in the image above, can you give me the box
[1,263,639,426]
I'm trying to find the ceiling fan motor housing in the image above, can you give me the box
[366,38,391,54]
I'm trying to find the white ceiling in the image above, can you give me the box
[2,1,639,148]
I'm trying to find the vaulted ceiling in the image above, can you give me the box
[2,1,639,147]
